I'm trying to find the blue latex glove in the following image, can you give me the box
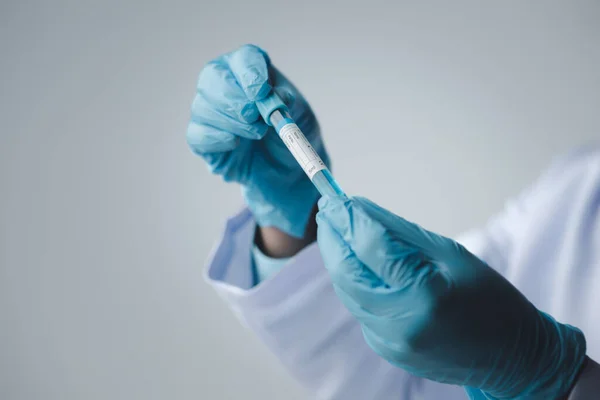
[187,45,329,237]
[316,195,586,399]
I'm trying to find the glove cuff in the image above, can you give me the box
[482,311,587,400]
[526,312,587,399]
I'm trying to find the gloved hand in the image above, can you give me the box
[316,195,586,399]
[187,45,329,238]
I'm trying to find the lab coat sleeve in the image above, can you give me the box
[204,208,467,400]
[455,145,600,270]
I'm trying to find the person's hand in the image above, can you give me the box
[316,195,587,399]
[187,45,328,238]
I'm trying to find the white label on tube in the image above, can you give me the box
[278,123,326,179]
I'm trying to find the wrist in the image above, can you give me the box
[255,202,318,258]
[567,357,600,399]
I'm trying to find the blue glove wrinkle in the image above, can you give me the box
[196,60,260,124]
[191,94,268,140]
[226,45,272,101]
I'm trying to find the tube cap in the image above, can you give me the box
[255,92,288,126]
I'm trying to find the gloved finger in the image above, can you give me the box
[186,122,239,154]
[191,93,269,140]
[225,44,272,101]
[318,195,441,288]
[316,213,392,316]
[354,197,460,261]
[463,388,489,400]
[317,211,379,287]
[197,60,261,124]
[318,212,434,320]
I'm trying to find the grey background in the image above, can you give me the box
[1,1,599,399]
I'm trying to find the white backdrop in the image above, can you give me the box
[1,1,599,399]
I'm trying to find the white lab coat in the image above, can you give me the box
[205,146,600,399]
